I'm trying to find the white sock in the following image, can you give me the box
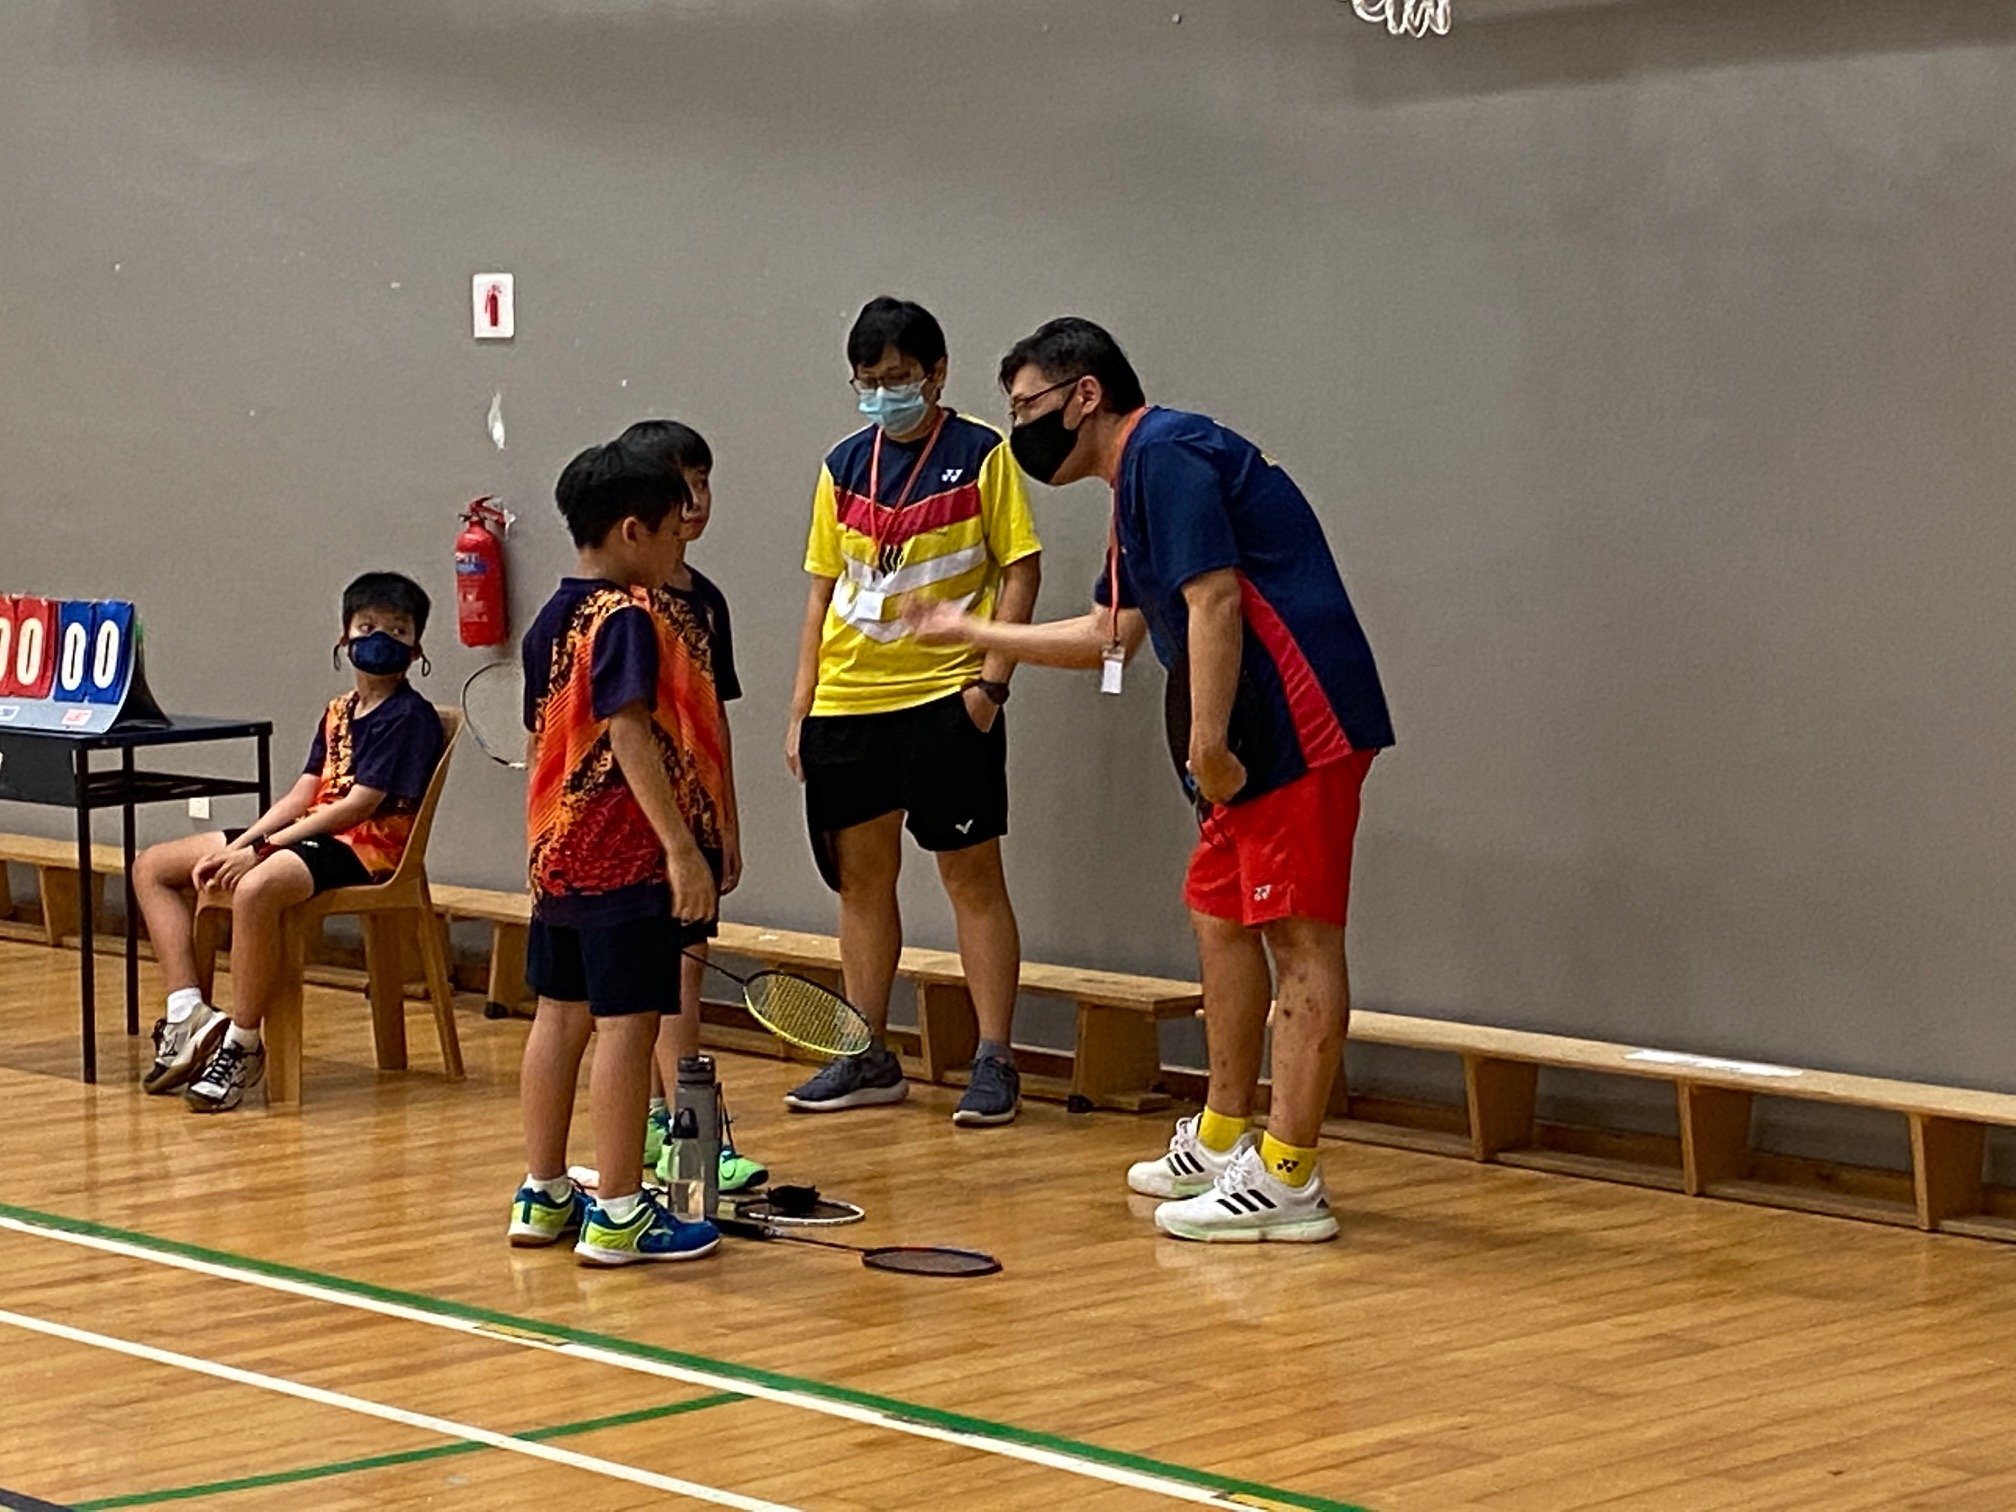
[601,1190,643,1223]
[165,988,205,1025]
[525,1173,571,1201]
[225,1023,261,1052]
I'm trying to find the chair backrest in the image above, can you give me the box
[378,706,462,888]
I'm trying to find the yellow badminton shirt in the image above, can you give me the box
[804,412,1041,716]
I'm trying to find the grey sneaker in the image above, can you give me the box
[185,1037,266,1113]
[953,1055,1021,1127]
[143,1006,228,1095]
[783,1045,908,1113]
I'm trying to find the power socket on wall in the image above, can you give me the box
[187,796,210,821]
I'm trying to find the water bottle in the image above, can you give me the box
[675,1054,722,1220]
[666,1106,705,1223]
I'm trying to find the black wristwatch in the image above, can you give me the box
[966,679,1011,707]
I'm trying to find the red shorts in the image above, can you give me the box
[1184,751,1376,928]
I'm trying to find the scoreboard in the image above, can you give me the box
[0,595,165,735]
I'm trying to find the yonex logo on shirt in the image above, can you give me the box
[941,468,965,484]
[1253,884,1273,902]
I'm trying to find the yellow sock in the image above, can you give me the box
[1259,1132,1320,1188]
[1196,1107,1250,1154]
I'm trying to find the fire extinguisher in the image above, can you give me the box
[455,497,510,648]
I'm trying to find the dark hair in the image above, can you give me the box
[553,436,689,549]
[998,317,1146,413]
[618,418,713,476]
[341,571,431,640]
[847,296,947,373]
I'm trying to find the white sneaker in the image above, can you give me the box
[1153,1142,1339,1244]
[1126,1115,1243,1198]
[142,1005,227,1095]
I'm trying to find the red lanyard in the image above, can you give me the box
[1104,408,1149,647]
[866,410,948,566]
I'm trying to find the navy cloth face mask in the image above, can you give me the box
[339,632,422,676]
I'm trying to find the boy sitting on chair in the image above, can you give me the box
[131,572,445,1112]
[508,435,724,1265]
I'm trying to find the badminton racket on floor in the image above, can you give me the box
[461,656,875,1056]
[714,1214,1001,1277]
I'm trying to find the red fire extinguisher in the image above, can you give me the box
[455,497,510,648]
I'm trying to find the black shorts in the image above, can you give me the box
[527,912,718,1018]
[224,829,372,895]
[799,691,1008,890]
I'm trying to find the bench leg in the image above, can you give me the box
[486,922,529,1018]
[361,913,411,1071]
[1679,1084,1753,1195]
[265,923,306,1108]
[192,907,226,1002]
[416,903,465,1081]
[37,866,104,949]
[1464,1055,1537,1160]
[917,981,978,1083]
[1911,1114,1986,1231]
[1072,1004,1169,1113]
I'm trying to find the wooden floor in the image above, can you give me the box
[2,939,2014,1510]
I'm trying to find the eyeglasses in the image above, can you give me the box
[850,376,926,397]
[1006,376,1082,425]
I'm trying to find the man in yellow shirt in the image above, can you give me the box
[784,297,1043,1125]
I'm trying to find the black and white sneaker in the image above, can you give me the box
[143,1006,228,1095]
[952,1055,1020,1127]
[1126,1115,1240,1198]
[783,1045,908,1113]
[1153,1142,1339,1244]
[185,1037,266,1113]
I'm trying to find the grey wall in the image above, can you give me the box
[4,0,2013,1090]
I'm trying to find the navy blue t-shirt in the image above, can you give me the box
[303,681,443,800]
[1094,408,1393,805]
[667,565,740,704]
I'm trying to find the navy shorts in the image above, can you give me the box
[527,912,717,1018]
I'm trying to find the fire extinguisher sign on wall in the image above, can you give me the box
[456,497,511,648]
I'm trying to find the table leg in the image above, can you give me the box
[256,732,272,812]
[76,749,96,1085]
[123,748,139,1037]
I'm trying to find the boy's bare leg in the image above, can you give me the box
[654,952,708,1085]
[522,997,593,1183]
[935,839,1020,1049]
[225,853,315,1029]
[131,833,228,994]
[592,1012,660,1201]
[833,813,904,1036]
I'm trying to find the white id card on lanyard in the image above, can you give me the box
[1100,644,1125,696]
[853,588,887,621]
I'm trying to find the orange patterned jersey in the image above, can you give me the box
[523,577,729,926]
[302,684,444,879]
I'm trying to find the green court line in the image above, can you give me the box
[71,1393,744,1509]
[0,1201,1370,1512]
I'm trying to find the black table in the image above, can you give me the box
[0,716,273,1082]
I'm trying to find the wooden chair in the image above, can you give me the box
[194,708,465,1106]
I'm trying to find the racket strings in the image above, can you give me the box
[745,972,872,1057]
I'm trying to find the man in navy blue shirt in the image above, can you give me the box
[910,317,1393,1244]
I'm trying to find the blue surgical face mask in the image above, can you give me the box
[339,632,422,677]
[857,381,930,437]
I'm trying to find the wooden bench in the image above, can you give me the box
[0,834,124,947]
[427,885,1201,1112]
[1327,1010,2016,1241]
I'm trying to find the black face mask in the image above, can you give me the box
[1009,404,1081,485]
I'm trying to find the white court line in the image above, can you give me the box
[0,1214,1232,1505]
[0,1305,793,1512]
